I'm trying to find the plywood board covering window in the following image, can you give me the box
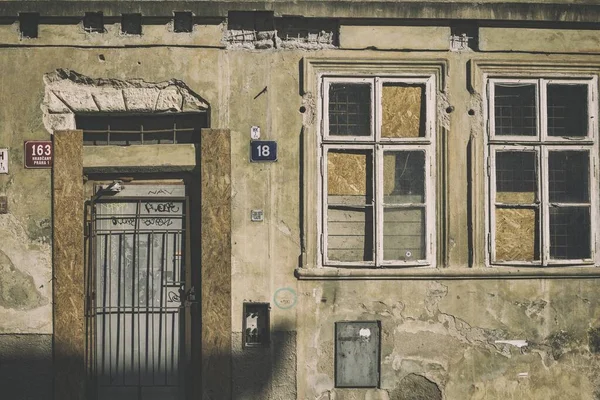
[381,83,426,138]
[320,76,435,267]
[487,77,599,266]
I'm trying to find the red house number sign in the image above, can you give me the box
[24,141,53,169]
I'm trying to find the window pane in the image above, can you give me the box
[328,83,371,136]
[495,151,537,204]
[549,151,589,203]
[383,151,425,203]
[83,132,108,146]
[494,84,537,136]
[495,207,540,262]
[143,115,175,144]
[383,207,425,261]
[327,149,373,204]
[327,149,374,262]
[550,207,590,260]
[381,83,426,138]
[327,206,374,262]
[547,84,588,137]
[108,117,143,145]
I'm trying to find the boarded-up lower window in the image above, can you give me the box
[327,149,374,262]
[495,207,539,261]
[494,150,539,262]
[321,75,435,266]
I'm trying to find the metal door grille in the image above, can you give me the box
[86,191,189,400]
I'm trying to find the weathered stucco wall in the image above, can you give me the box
[1,14,600,400]
[297,279,600,399]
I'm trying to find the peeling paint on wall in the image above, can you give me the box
[0,249,45,310]
[0,214,51,333]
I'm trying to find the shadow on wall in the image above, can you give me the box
[0,325,296,400]
[0,334,53,400]
[231,322,297,400]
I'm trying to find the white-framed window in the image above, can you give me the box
[319,75,436,267]
[486,77,599,266]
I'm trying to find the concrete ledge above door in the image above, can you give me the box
[83,144,197,174]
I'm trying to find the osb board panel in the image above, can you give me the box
[384,154,395,195]
[381,84,424,138]
[496,191,536,204]
[328,151,368,196]
[200,128,232,400]
[496,207,538,262]
[52,130,85,400]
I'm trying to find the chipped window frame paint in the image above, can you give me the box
[485,76,600,267]
[319,75,437,268]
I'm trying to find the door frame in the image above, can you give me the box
[85,186,191,399]
[52,129,232,400]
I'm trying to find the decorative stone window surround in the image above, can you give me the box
[298,57,448,279]
[296,57,600,280]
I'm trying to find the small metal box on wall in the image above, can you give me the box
[335,321,381,387]
[243,302,270,348]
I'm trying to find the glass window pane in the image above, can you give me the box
[327,149,373,205]
[83,132,108,146]
[381,83,426,138]
[494,83,537,136]
[495,207,540,262]
[383,207,425,261]
[383,151,425,204]
[328,83,371,136]
[549,151,589,203]
[550,207,590,260]
[108,117,143,145]
[327,206,374,262]
[143,115,175,144]
[495,151,537,203]
[547,84,588,137]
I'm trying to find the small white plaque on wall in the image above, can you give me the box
[0,148,8,174]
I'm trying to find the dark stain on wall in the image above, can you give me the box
[390,373,442,400]
[589,327,600,354]
[27,217,51,244]
[546,330,575,360]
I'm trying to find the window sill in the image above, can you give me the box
[295,265,600,280]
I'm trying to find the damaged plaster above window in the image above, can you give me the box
[226,12,337,50]
[41,69,209,134]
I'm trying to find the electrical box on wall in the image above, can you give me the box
[335,321,381,388]
[243,302,270,348]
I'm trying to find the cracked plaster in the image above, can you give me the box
[304,279,600,400]
[0,214,51,333]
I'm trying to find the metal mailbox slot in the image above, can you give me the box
[243,302,270,348]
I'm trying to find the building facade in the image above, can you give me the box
[1,1,600,399]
